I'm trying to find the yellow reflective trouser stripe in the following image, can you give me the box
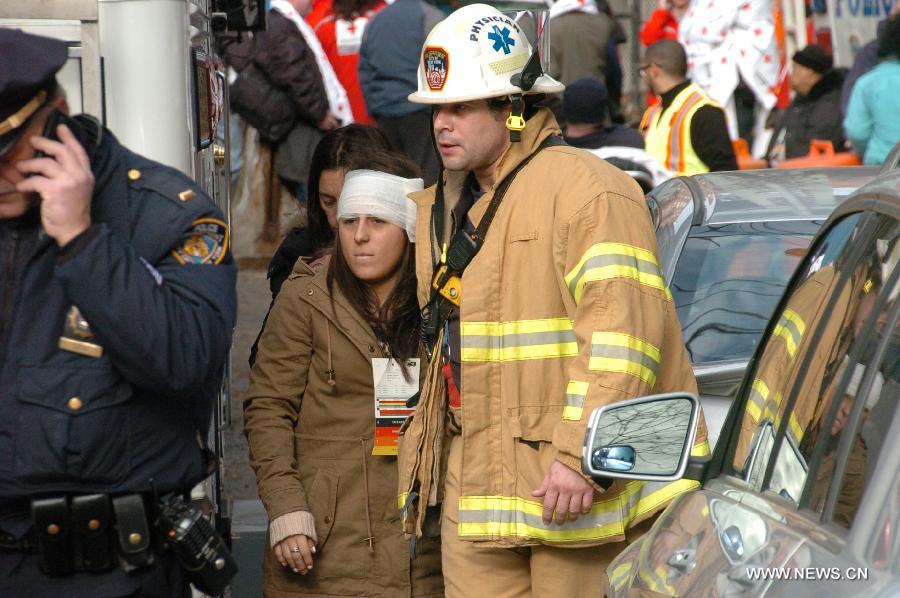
[773,308,806,360]
[564,243,672,304]
[460,318,577,362]
[397,491,408,511]
[589,332,661,388]
[563,380,589,421]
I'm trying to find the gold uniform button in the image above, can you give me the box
[47,524,61,535]
[129,533,143,545]
[88,519,101,531]
[68,397,83,411]
[306,289,314,296]
[127,169,141,181]
[178,189,196,202]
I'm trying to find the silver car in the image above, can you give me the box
[586,168,900,596]
[647,167,879,448]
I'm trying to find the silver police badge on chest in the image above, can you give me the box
[59,306,104,358]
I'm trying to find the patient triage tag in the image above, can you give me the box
[372,357,419,456]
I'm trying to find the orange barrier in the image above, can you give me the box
[777,140,862,168]
[733,138,768,170]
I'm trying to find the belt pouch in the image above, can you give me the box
[31,497,72,576]
[112,494,155,572]
[71,494,113,571]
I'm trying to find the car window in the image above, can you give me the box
[649,179,694,280]
[731,213,864,485]
[824,235,900,531]
[671,222,819,364]
[733,214,900,532]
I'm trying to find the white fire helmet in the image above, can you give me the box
[408,3,563,104]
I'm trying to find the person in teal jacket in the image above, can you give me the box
[844,18,900,166]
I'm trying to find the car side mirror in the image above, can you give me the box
[582,392,700,482]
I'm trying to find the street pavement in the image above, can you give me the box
[225,265,270,501]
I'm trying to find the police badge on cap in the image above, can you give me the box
[0,29,68,157]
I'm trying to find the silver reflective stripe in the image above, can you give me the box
[567,253,663,297]
[461,329,577,350]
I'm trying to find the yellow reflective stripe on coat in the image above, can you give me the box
[565,243,671,304]
[609,562,632,592]
[746,379,769,422]
[589,332,661,388]
[457,494,626,541]
[460,318,577,362]
[773,308,806,360]
[457,437,707,543]
[563,380,589,421]
[746,379,804,444]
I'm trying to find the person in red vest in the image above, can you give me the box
[307,0,387,124]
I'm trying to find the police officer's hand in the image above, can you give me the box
[274,534,316,574]
[532,460,595,525]
[15,123,94,246]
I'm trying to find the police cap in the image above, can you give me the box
[0,29,67,157]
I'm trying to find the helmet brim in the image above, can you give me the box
[408,76,564,105]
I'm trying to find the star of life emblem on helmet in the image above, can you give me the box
[488,25,515,55]
[423,46,449,91]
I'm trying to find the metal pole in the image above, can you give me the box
[631,0,642,119]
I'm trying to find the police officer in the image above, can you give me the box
[0,30,236,596]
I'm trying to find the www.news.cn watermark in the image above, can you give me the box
[746,567,870,581]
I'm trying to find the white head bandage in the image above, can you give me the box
[337,169,423,242]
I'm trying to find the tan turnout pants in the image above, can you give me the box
[440,435,655,598]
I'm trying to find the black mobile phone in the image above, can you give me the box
[34,110,67,159]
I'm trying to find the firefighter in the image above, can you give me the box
[397,5,710,595]
[0,30,236,596]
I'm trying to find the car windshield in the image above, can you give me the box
[672,221,821,364]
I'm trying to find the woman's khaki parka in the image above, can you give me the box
[245,261,442,597]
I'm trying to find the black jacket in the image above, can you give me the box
[220,10,327,183]
[0,116,237,506]
[778,69,847,159]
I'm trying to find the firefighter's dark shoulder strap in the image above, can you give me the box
[428,134,566,313]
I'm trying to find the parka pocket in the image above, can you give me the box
[16,364,132,485]
[304,466,375,580]
[306,467,338,547]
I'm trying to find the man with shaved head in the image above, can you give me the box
[638,39,737,175]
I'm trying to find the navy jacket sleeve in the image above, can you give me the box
[53,173,237,397]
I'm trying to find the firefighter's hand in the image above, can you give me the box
[532,460,594,525]
[274,534,316,574]
[16,124,94,246]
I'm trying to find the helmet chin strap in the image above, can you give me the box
[506,50,545,142]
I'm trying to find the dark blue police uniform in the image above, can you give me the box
[0,29,237,597]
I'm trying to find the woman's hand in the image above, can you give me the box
[274,534,317,574]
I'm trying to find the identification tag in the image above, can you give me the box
[335,17,369,56]
[372,357,419,456]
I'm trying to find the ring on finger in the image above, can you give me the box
[290,547,301,553]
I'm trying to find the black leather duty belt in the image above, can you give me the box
[0,493,158,577]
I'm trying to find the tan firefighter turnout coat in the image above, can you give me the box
[404,109,710,549]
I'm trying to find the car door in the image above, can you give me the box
[618,209,900,597]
